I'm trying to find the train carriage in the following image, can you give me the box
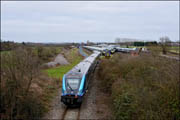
[61,51,100,106]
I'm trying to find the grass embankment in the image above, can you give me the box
[44,48,83,79]
[98,53,179,120]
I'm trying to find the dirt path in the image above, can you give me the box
[45,54,69,67]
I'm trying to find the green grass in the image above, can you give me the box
[0,51,11,55]
[44,48,83,79]
[169,49,179,54]
[44,62,78,79]
[168,46,179,53]
[169,46,179,49]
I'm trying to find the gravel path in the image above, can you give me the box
[45,54,69,67]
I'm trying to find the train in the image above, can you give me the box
[61,51,100,106]
[83,46,114,56]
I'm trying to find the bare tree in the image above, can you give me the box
[159,36,171,54]
[1,47,40,119]
[37,46,43,58]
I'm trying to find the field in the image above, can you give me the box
[120,45,179,54]
[168,46,179,53]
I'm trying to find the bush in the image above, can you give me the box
[36,46,58,62]
[98,53,179,119]
[0,47,46,119]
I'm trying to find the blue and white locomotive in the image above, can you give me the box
[61,51,100,105]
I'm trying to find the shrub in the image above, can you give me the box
[0,47,46,119]
[98,53,179,119]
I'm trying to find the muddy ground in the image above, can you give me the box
[43,64,112,119]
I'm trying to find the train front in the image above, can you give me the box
[61,72,85,106]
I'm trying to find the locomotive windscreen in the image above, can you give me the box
[67,79,80,90]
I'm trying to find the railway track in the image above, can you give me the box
[61,106,81,120]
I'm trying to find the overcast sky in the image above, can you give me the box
[1,1,179,43]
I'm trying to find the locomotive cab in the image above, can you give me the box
[61,72,86,106]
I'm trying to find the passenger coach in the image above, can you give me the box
[61,51,100,106]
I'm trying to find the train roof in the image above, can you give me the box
[83,46,106,52]
[66,51,100,76]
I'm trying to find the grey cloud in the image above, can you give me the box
[1,1,179,43]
